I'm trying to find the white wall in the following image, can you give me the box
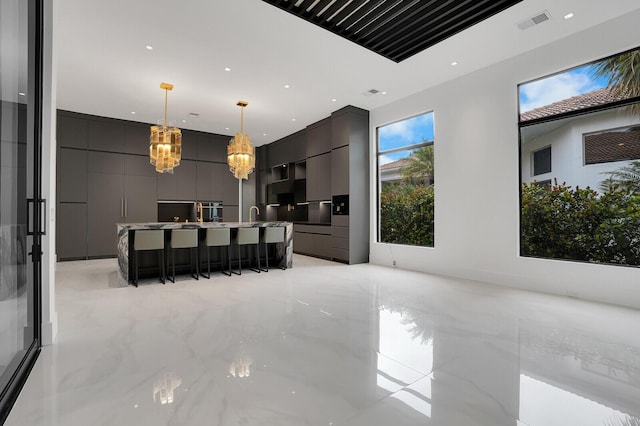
[521,110,640,191]
[369,9,640,309]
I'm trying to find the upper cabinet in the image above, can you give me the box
[88,119,126,152]
[124,123,150,156]
[267,130,307,168]
[306,118,331,157]
[197,133,228,163]
[58,112,88,149]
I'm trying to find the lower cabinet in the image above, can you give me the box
[331,225,349,262]
[57,203,88,260]
[293,224,331,259]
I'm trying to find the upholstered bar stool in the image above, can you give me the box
[260,226,286,272]
[202,227,231,279]
[231,227,261,275]
[169,229,199,283]
[132,230,165,287]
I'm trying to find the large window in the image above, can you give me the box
[377,112,435,247]
[519,46,640,266]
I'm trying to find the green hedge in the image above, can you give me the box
[521,182,640,266]
[380,184,434,247]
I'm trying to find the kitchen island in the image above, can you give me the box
[116,222,293,287]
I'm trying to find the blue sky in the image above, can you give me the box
[378,112,434,164]
[519,64,610,112]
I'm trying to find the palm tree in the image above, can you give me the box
[600,160,640,193]
[591,50,640,116]
[401,145,434,185]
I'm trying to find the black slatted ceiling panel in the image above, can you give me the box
[262,0,524,62]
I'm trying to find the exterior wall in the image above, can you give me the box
[369,9,640,309]
[521,110,640,191]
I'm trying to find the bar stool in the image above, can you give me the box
[132,230,165,287]
[169,229,199,283]
[202,227,231,279]
[232,227,261,275]
[260,226,286,272]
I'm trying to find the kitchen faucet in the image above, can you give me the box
[249,205,259,223]
[196,202,203,223]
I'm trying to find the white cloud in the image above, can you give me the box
[378,154,396,166]
[379,119,414,140]
[520,70,602,112]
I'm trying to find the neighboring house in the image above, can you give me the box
[520,88,640,191]
[379,158,409,184]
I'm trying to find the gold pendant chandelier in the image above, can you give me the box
[150,82,182,174]
[227,100,255,180]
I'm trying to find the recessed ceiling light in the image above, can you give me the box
[331,98,337,102]
[564,12,574,20]
[451,61,458,66]
[284,84,290,89]
[292,118,296,122]
[263,133,267,136]
[225,127,230,130]
[381,91,387,95]
[18,92,26,96]
[130,111,136,115]
[145,45,153,50]
[224,67,231,72]
[182,119,187,123]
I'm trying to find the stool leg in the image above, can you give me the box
[171,248,176,283]
[161,249,166,284]
[206,246,211,279]
[134,250,139,287]
[194,247,199,280]
[223,245,231,277]
[266,243,270,272]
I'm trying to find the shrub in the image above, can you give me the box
[380,184,434,247]
[521,181,640,265]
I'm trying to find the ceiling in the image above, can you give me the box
[261,0,524,63]
[55,0,640,146]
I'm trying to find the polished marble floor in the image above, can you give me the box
[6,255,640,425]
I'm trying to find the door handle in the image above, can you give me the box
[27,198,47,236]
[124,198,128,218]
[121,198,124,218]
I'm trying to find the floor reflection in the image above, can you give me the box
[519,321,640,425]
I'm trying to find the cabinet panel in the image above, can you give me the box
[125,154,156,177]
[88,151,125,175]
[124,124,149,155]
[222,166,239,205]
[315,234,332,258]
[197,133,227,163]
[307,152,331,201]
[176,160,197,201]
[331,111,350,149]
[332,247,349,262]
[156,170,178,200]
[58,113,87,149]
[196,161,212,201]
[125,175,157,223]
[88,119,126,152]
[57,203,87,259]
[306,118,331,157]
[211,163,224,200]
[293,232,313,254]
[331,146,349,195]
[87,172,124,257]
[58,148,87,202]
[180,130,198,160]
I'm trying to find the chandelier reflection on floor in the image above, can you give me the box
[153,371,183,405]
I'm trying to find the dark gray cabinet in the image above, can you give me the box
[197,133,227,163]
[179,130,198,160]
[88,169,125,257]
[306,118,331,157]
[222,165,239,206]
[157,159,197,200]
[293,224,331,259]
[58,148,87,202]
[125,123,149,156]
[331,146,349,196]
[58,112,87,149]
[307,153,331,201]
[196,161,224,201]
[86,152,157,257]
[88,119,126,152]
[57,203,87,260]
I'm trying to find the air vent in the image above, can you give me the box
[517,10,551,30]
[187,112,200,118]
[363,89,380,97]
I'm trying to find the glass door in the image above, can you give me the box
[0,0,43,421]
